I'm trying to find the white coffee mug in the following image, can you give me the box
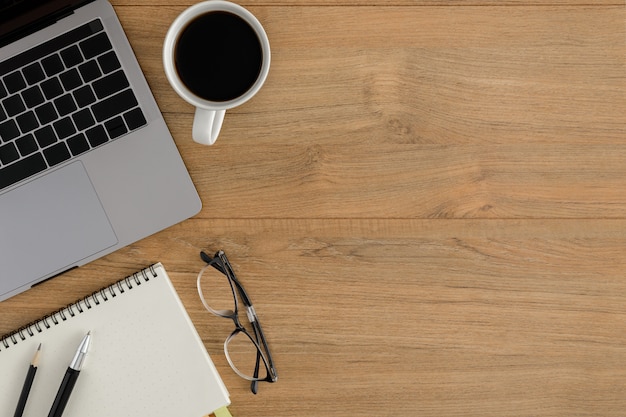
[163,1,271,145]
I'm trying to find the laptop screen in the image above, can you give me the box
[0,0,89,47]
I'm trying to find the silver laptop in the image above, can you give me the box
[0,0,202,301]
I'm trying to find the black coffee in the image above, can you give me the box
[175,11,263,102]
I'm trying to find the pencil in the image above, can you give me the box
[13,343,41,417]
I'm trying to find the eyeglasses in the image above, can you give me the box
[197,250,278,394]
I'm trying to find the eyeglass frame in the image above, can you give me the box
[198,250,278,394]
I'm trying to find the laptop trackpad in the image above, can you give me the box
[0,162,117,293]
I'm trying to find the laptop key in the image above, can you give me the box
[0,119,19,142]
[3,94,26,117]
[73,85,96,107]
[93,70,129,99]
[97,51,121,74]
[54,93,77,116]
[21,85,45,107]
[67,133,90,156]
[124,107,147,130]
[35,102,58,125]
[34,125,57,148]
[72,108,95,131]
[43,142,71,166]
[85,124,108,147]
[4,71,26,94]
[104,116,127,139]
[15,134,38,156]
[53,117,76,139]
[41,77,63,100]
[16,111,39,134]
[80,32,112,59]
[78,60,101,83]
[23,62,46,85]
[59,68,83,91]
[0,153,47,190]
[0,142,19,164]
[92,89,137,122]
[41,54,64,77]
[60,45,84,68]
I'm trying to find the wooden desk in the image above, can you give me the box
[1,1,624,415]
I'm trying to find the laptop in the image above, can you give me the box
[0,0,202,301]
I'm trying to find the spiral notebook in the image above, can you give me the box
[0,263,230,417]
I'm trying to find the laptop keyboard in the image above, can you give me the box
[0,19,147,191]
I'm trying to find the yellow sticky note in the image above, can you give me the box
[214,406,233,417]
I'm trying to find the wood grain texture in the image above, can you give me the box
[115,5,625,219]
[1,1,625,416]
[2,219,625,416]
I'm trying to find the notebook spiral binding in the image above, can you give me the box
[0,264,158,351]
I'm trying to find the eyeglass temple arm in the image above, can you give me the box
[241,294,277,383]
[247,309,277,376]
[200,251,223,269]
[251,361,261,394]
[200,251,256,309]
[242,303,277,394]
[248,323,273,395]
[200,251,234,279]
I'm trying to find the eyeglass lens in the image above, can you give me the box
[226,329,270,381]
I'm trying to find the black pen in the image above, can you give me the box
[13,343,41,417]
[47,332,91,417]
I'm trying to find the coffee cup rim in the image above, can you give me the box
[163,0,271,110]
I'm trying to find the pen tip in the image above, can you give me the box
[37,343,42,350]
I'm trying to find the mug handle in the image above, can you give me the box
[192,108,226,145]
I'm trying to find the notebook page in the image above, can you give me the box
[0,263,230,417]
